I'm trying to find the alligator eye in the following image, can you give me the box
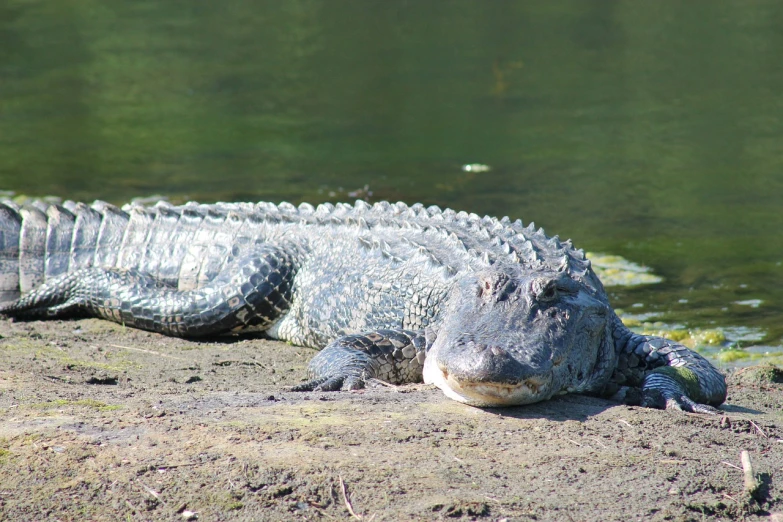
[478,279,492,299]
[537,282,558,302]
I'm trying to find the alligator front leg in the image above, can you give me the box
[612,320,727,414]
[292,330,428,391]
[0,245,297,337]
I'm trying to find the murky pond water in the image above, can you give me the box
[0,1,781,364]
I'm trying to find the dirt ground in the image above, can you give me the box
[0,317,781,522]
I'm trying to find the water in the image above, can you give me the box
[0,1,781,362]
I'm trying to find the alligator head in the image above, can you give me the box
[423,265,615,407]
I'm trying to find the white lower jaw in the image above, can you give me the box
[423,352,475,404]
[423,346,545,407]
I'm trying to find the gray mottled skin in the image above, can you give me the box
[0,198,726,412]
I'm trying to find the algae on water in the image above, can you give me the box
[586,252,663,287]
[591,254,783,367]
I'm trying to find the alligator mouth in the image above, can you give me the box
[424,363,551,407]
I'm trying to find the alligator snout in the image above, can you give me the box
[423,340,555,407]
[438,341,544,385]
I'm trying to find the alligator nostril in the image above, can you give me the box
[438,342,529,385]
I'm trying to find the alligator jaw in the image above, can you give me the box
[423,347,551,407]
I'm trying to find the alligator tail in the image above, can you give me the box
[0,199,133,304]
[0,199,266,305]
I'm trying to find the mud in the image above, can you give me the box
[0,317,781,521]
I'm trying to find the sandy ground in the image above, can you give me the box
[0,316,781,521]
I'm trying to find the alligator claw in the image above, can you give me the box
[641,371,722,415]
[290,378,329,392]
[287,337,378,394]
[290,374,366,392]
[664,395,721,415]
[315,376,348,391]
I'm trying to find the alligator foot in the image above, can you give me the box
[614,326,727,414]
[291,375,364,392]
[291,329,428,393]
[641,369,722,414]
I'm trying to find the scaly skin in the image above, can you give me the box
[0,198,726,412]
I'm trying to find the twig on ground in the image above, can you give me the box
[339,475,362,520]
[42,375,71,384]
[156,462,202,469]
[721,461,742,470]
[748,420,768,438]
[566,439,582,447]
[732,366,755,378]
[617,419,633,428]
[110,344,186,361]
[740,450,759,498]
[137,480,160,499]
[213,360,267,368]
[307,501,335,520]
[367,378,399,390]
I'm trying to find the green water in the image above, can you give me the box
[1,1,782,363]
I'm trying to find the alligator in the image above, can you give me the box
[0,198,726,412]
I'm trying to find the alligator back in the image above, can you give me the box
[0,199,606,312]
